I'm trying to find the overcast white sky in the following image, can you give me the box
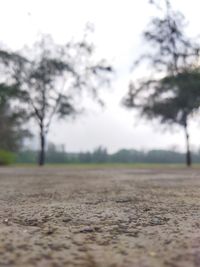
[0,0,200,153]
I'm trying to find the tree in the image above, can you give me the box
[0,47,32,153]
[124,70,200,166]
[0,83,30,152]
[13,34,112,166]
[123,0,200,166]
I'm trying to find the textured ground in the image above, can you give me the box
[1,166,200,267]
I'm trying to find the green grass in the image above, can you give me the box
[13,162,198,169]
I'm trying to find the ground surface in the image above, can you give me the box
[1,166,200,267]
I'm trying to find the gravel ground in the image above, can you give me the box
[0,166,200,267]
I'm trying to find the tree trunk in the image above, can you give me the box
[38,128,45,166]
[184,121,191,167]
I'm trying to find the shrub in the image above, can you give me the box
[0,150,15,166]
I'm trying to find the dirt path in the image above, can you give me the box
[0,166,200,266]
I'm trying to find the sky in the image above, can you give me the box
[0,0,200,153]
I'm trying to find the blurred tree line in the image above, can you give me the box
[15,144,200,164]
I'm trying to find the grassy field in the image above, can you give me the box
[14,162,196,168]
[0,166,200,266]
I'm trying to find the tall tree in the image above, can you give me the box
[13,34,112,166]
[123,0,200,166]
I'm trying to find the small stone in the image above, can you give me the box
[42,225,56,235]
[62,217,72,223]
[149,251,157,257]
[3,218,9,225]
[79,226,94,233]
[150,218,162,226]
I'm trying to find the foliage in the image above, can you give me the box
[144,0,199,75]
[15,145,200,164]
[126,69,200,125]
[0,150,15,165]
[92,146,108,163]
[0,83,30,152]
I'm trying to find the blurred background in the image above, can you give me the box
[1,0,200,166]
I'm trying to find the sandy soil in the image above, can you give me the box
[1,166,200,267]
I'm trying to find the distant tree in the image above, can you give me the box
[16,150,37,164]
[45,142,67,164]
[79,151,92,163]
[92,146,108,163]
[12,33,112,166]
[111,149,144,163]
[123,0,200,166]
